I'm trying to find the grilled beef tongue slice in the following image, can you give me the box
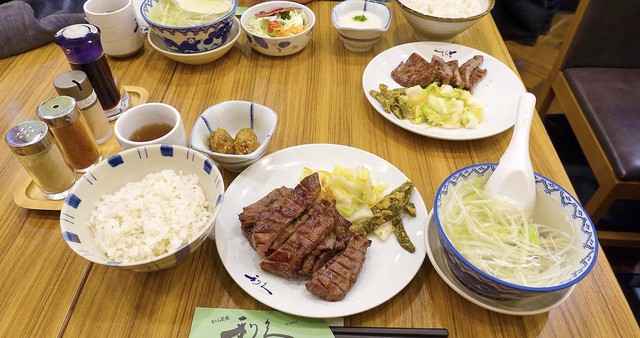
[447,60,463,88]
[390,52,437,88]
[458,55,484,90]
[431,55,454,86]
[259,202,335,279]
[305,235,371,301]
[239,187,292,234]
[467,67,488,93]
[251,172,321,257]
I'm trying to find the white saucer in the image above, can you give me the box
[425,212,575,316]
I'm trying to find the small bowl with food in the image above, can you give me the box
[141,0,238,53]
[331,0,392,52]
[433,163,598,300]
[190,100,277,172]
[397,0,494,42]
[148,17,241,64]
[60,144,225,272]
[240,1,315,56]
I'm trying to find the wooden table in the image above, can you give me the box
[1,2,638,337]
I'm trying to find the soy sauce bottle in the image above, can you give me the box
[54,24,130,120]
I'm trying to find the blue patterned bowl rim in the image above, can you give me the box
[433,163,599,293]
[141,0,238,29]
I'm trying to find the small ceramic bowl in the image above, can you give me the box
[148,17,240,65]
[397,0,494,42]
[331,0,391,52]
[141,0,237,53]
[60,144,225,272]
[240,1,315,56]
[190,101,277,172]
[433,163,598,300]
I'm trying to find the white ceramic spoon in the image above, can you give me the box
[485,92,537,217]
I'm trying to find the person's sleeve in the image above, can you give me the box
[0,1,86,59]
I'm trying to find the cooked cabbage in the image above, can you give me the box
[405,83,485,129]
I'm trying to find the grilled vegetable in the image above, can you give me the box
[351,181,417,252]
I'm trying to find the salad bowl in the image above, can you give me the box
[240,1,316,56]
[433,163,598,300]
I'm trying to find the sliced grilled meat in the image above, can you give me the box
[446,60,462,88]
[431,55,454,85]
[458,55,484,90]
[259,204,336,279]
[305,235,371,301]
[251,173,321,257]
[239,187,292,233]
[467,67,488,93]
[391,52,437,87]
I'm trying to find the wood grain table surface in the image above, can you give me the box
[0,2,638,337]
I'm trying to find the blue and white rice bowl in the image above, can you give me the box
[141,0,238,54]
[331,0,392,52]
[240,1,315,56]
[433,163,598,300]
[190,100,277,172]
[60,144,225,272]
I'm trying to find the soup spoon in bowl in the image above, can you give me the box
[484,92,537,217]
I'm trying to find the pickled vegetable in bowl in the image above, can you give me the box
[148,0,233,26]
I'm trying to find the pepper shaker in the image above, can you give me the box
[5,121,77,200]
[37,96,102,172]
[54,70,113,145]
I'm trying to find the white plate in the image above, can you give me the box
[362,42,526,140]
[215,144,428,318]
[425,211,575,316]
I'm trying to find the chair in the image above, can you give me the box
[537,0,640,247]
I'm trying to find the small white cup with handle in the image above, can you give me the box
[114,103,188,150]
[83,0,144,57]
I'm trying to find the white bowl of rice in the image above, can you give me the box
[60,144,225,272]
[397,0,494,42]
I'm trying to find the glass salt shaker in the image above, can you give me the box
[36,96,102,173]
[54,23,130,120]
[54,70,113,145]
[5,121,77,200]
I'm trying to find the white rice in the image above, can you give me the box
[399,0,484,18]
[88,169,211,263]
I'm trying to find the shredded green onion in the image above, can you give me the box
[441,178,578,287]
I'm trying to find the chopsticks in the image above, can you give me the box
[329,326,449,338]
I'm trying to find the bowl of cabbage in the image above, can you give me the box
[141,0,237,53]
[240,1,315,56]
[433,163,598,300]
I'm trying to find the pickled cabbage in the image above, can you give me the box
[147,0,231,27]
[405,83,485,129]
[300,166,387,222]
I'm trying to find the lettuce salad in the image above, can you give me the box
[245,8,307,38]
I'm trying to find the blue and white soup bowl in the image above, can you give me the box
[141,0,237,53]
[60,144,225,272]
[433,163,598,300]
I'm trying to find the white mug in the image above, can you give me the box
[114,103,188,150]
[83,0,144,57]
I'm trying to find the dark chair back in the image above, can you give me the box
[563,0,640,69]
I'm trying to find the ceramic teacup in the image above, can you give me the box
[114,103,187,150]
[83,0,144,57]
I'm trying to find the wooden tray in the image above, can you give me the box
[13,86,149,211]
